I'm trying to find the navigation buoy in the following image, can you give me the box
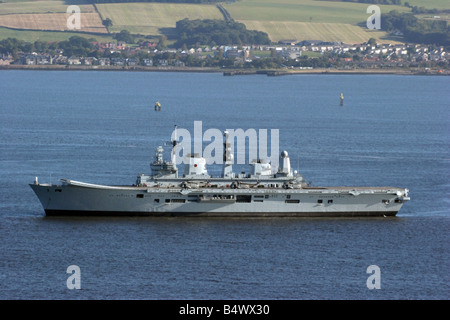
[155,101,161,111]
[340,93,344,106]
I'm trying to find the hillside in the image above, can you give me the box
[95,2,223,36]
[0,0,448,44]
[0,1,110,42]
[223,0,412,43]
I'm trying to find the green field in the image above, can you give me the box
[225,0,413,23]
[96,3,223,36]
[0,27,115,43]
[223,0,411,43]
[0,0,108,41]
[0,1,95,14]
[243,21,393,44]
[0,0,447,44]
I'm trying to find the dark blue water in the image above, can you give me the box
[0,71,448,300]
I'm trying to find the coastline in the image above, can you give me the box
[0,64,447,76]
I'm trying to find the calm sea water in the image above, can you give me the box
[0,70,448,300]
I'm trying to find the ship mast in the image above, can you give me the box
[171,124,177,164]
[222,130,234,178]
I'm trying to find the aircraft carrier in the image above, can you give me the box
[30,128,410,217]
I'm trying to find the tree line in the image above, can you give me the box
[174,19,271,47]
[0,36,96,58]
[382,10,449,46]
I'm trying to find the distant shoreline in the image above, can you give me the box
[0,64,447,76]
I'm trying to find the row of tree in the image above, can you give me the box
[0,36,95,57]
[403,3,450,14]
[382,11,449,46]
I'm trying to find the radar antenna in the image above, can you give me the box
[171,125,177,164]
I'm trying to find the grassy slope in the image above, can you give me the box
[0,0,448,43]
[223,0,411,43]
[243,21,390,44]
[0,1,96,14]
[0,0,110,41]
[0,26,114,42]
[95,3,223,35]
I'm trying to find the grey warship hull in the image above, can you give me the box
[29,179,408,217]
[29,127,410,217]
